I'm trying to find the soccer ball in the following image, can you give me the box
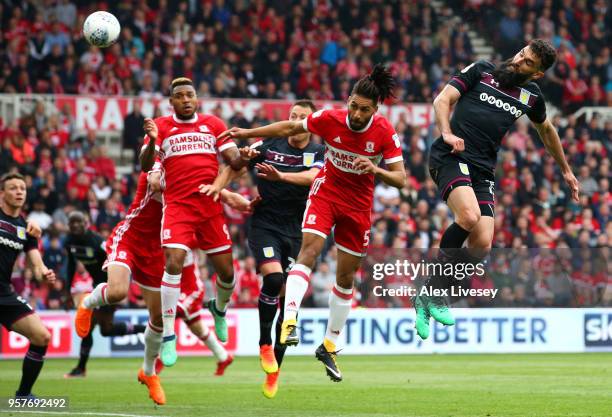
[83,11,121,48]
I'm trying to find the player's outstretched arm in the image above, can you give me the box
[433,85,465,154]
[219,120,306,141]
[353,158,406,189]
[533,119,580,202]
[255,163,321,186]
[26,249,56,284]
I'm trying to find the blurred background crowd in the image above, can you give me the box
[0,0,609,310]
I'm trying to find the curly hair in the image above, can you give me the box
[529,39,557,71]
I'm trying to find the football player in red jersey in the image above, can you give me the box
[140,77,248,367]
[221,65,406,381]
[75,166,251,405]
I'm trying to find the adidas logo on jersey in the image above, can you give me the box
[333,136,342,143]
[170,127,179,132]
[479,92,523,118]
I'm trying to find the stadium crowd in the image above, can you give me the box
[0,1,610,311]
[451,0,612,112]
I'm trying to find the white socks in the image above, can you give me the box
[84,283,108,309]
[283,264,312,322]
[200,326,228,362]
[215,276,235,313]
[161,271,181,338]
[143,321,162,376]
[324,284,353,345]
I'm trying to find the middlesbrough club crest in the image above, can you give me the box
[364,141,375,153]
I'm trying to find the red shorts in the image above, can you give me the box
[103,237,165,291]
[302,195,372,257]
[162,195,232,255]
[176,263,205,325]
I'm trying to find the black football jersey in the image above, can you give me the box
[249,138,325,237]
[430,60,547,172]
[0,209,38,298]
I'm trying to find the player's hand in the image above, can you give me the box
[143,118,158,140]
[147,171,162,192]
[239,147,260,161]
[42,268,56,284]
[255,163,284,181]
[26,220,42,239]
[248,195,262,212]
[199,183,223,202]
[353,157,377,175]
[442,133,465,154]
[562,170,580,202]
[219,127,250,140]
[221,191,259,213]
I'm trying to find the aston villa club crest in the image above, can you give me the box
[303,152,315,167]
[365,141,375,153]
[16,227,26,240]
[519,89,531,105]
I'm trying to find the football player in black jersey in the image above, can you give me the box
[64,211,145,378]
[416,39,580,338]
[239,100,325,398]
[0,173,56,398]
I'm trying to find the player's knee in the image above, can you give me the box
[165,251,186,274]
[31,328,51,346]
[298,246,319,267]
[98,323,113,337]
[262,272,284,297]
[105,284,128,304]
[216,265,234,282]
[470,235,492,251]
[457,207,481,230]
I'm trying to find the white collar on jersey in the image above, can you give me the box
[345,114,374,133]
[172,114,198,124]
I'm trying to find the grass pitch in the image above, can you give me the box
[0,353,610,417]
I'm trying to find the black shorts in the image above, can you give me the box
[429,155,496,217]
[0,293,35,329]
[248,227,301,274]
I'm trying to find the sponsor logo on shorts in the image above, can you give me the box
[584,313,612,347]
[306,214,317,225]
[479,92,523,118]
[263,247,275,258]
[118,251,127,260]
[459,163,470,176]
[163,229,171,240]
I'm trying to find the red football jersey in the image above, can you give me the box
[106,172,162,255]
[302,108,403,211]
[150,113,236,203]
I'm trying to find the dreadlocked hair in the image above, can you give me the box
[351,64,395,104]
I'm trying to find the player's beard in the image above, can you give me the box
[491,58,531,89]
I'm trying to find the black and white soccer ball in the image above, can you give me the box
[83,11,121,48]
